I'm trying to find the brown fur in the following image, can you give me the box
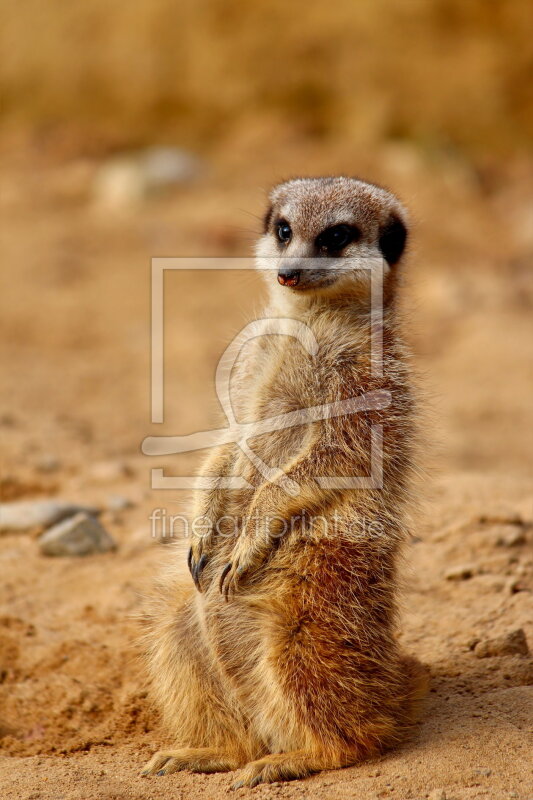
[141,177,427,788]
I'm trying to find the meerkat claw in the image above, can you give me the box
[223,576,235,601]
[195,554,208,589]
[220,560,249,599]
[219,562,232,597]
[187,547,199,588]
[188,547,209,592]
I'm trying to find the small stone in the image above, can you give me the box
[106,495,134,512]
[444,563,476,581]
[35,454,61,474]
[92,160,146,210]
[39,512,117,557]
[89,460,133,484]
[428,790,446,800]
[0,500,99,532]
[141,147,201,189]
[509,578,529,594]
[474,628,530,658]
[473,767,492,777]
[494,525,527,547]
[92,148,201,211]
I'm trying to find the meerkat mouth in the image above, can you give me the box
[277,269,339,291]
[277,272,341,293]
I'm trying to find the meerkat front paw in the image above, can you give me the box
[219,526,271,599]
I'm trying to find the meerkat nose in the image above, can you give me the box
[277,268,301,287]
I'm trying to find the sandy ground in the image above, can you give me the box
[0,137,532,799]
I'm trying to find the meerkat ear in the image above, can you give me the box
[263,205,274,234]
[379,214,407,266]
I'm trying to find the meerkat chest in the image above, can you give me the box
[244,335,361,468]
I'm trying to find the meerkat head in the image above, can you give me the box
[256,176,408,307]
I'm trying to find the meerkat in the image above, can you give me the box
[141,176,427,789]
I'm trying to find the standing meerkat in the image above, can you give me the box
[141,176,427,788]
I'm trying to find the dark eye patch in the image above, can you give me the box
[315,224,360,253]
[379,214,407,266]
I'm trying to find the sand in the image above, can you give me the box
[0,137,532,799]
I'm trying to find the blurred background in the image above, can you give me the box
[0,0,533,482]
[1,6,533,794]
[1,0,532,488]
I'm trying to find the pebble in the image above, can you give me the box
[39,512,117,557]
[89,460,133,483]
[0,500,99,532]
[444,563,476,581]
[474,628,530,658]
[509,578,529,594]
[428,790,446,800]
[141,147,201,188]
[92,147,202,210]
[494,525,527,547]
[106,495,135,512]
[34,454,61,474]
[92,160,146,210]
[473,767,492,777]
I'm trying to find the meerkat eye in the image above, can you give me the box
[316,224,359,253]
[277,220,292,243]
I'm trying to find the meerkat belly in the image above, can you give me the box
[247,420,311,474]
[248,378,319,474]
[201,530,398,752]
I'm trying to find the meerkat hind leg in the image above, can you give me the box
[142,746,243,776]
[232,750,345,789]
